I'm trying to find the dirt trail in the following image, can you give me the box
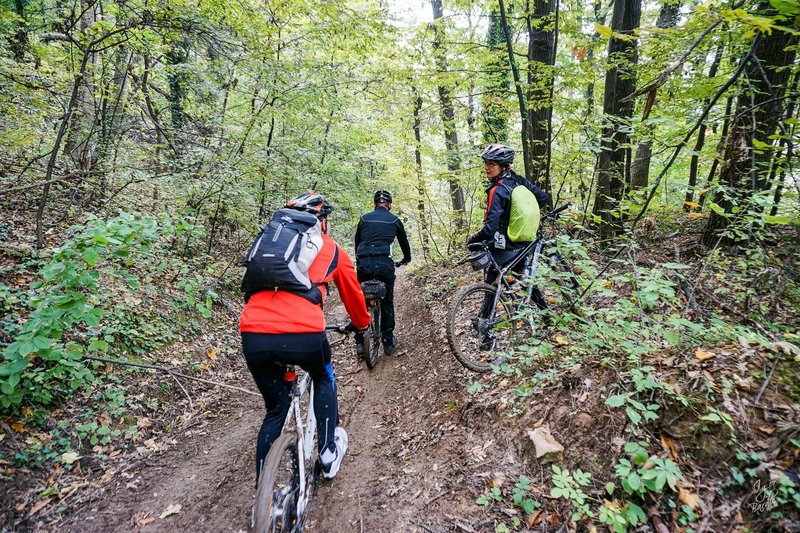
[56,273,482,532]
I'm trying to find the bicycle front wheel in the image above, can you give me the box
[253,433,301,532]
[364,303,381,369]
[447,283,518,373]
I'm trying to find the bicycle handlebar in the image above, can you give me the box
[544,203,570,220]
[325,323,352,333]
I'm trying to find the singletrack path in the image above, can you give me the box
[56,272,485,532]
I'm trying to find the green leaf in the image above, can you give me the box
[595,22,613,38]
[0,358,29,376]
[82,247,102,267]
[88,340,109,352]
[605,394,626,407]
[764,215,792,225]
[626,407,642,425]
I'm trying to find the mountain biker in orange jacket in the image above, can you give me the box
[240,192,370,482]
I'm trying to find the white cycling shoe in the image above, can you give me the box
[320,427,348,479]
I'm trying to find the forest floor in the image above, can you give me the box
[3,234,799,532]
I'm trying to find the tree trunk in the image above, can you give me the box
[699,94,734,209]
[584,1,606,118]
[592,0,641,241]
[63,0,98,174]
[10,0,28,62]
[685,41,724,210]
[525,0,557,192]
[412,88,431,258]
[167,37,191,133]
[768,71,799,217]
[629,0,679,191]
[702,16,798,247]
[36,49,93,248]
[430,0,466,230]
[481,8,511,144]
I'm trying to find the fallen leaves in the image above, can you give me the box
[27,498,51,517]
[159,503,182,519]
[678,488,702,511]
[694,348,716,361]
[769,341,800,360]
[61,452,80,465]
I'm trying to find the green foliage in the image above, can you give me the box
[550,465,593,521]
[0,212,216,411]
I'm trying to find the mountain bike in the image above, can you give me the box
[447,204,582,373]
[252,323,348,532]
[359,280,386,369]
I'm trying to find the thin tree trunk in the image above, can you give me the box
[584,1,605,118]
[498,0,530,178]
[37,49,93,248]
[63,0,97,173]
[10,0,28,62]
[430,0,466,230]
[768,72,799,216]
[699,94,734,209]
[629,0,679,191]
[702,16,797,246]
[412,88,430,258]
[685,41,724,210]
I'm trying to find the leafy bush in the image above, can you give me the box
[0,212,217,412]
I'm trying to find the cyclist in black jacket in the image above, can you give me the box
[354,190,412,355]
[467,143,551,285]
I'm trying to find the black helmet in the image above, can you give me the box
[479,143,515,165]
[285,192,333,218]
[374,189,392,204]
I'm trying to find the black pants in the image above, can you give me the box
[356,256,396,343]
[481,245,530,318]
[241,332,337,482]
[484,245,528,284]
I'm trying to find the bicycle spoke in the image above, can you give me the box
[448,284,520,372]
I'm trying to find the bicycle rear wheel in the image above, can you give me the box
[447,283,518,373]
[253,433,300,532]
[529,254,582,330]
[364,302,381,369]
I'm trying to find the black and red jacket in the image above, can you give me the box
[240,234,370,334]
[467,170,551,245]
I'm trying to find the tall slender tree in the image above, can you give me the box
[592,0,641,241]
[481,8,510,144]
[430,0,466,231]
[702,6,798,246]
[525,0,558,191]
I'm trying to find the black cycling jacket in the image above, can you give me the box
[467,170,551,245]
[354,207,412,263]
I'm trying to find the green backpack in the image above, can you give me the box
[500,179,541,242]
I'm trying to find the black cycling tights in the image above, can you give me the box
[241,332,337,482]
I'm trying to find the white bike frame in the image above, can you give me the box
[282,371,317,518]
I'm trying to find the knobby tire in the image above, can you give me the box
[447,283,517,373]
[253,433,300,532]
[364,302,381,369]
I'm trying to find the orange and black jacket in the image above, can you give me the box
[240,234,371,334]
[467,170,551,245]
